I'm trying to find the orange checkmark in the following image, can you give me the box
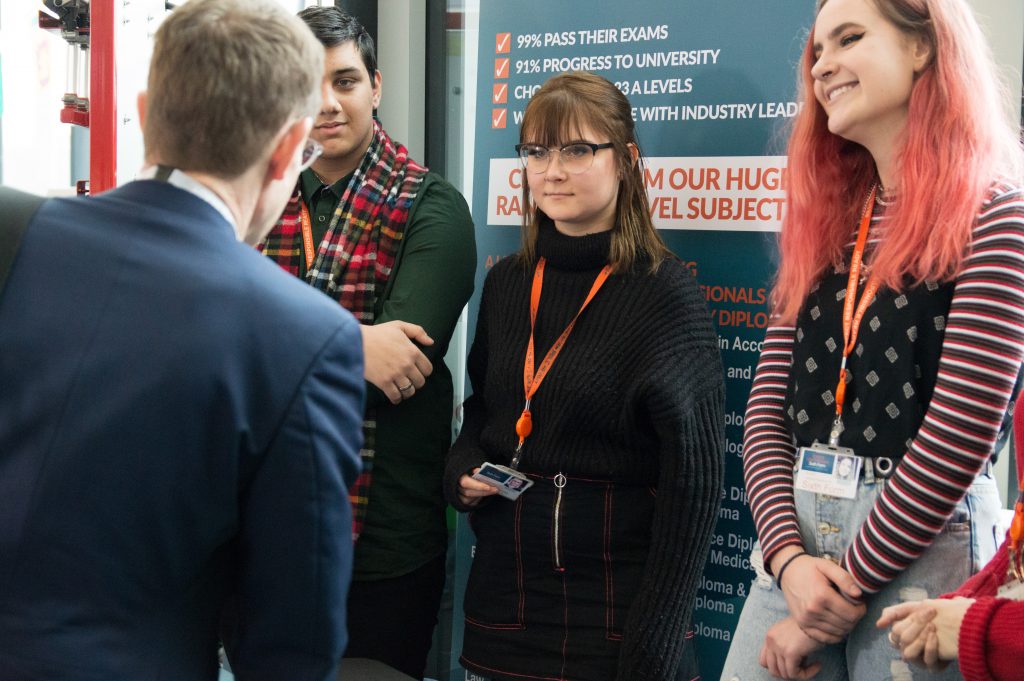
[494,58,510,79]
[493,83,508,104]
[492,108,507,129]
[495,32,511,54]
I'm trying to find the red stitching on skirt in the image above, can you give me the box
[460,654,565,680]
[604,483,616,640]
[464,615,525,631]
[515,495,526,625]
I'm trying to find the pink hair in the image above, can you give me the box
[773,0,1024,323]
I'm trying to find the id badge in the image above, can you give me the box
[997,578,1024,601]
[472,462,534,500]
[794,442,861,499]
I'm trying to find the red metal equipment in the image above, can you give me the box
[39,0,116,194]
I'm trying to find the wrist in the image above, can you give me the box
[774,550,808,590]
[768,544,806,575]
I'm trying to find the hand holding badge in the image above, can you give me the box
[471,462,535,501]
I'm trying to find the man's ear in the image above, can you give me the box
[267,117,312,181]
[372,70,382,109]
[137,91,147,128]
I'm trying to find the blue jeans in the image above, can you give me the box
[720,472,1001,681]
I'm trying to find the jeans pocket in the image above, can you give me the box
[961,475,1002,570]
[943,509,971,534]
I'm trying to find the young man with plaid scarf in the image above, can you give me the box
[260,7,476,678]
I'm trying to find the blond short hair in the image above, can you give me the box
[144,0,323,177]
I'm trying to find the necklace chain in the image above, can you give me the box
[875,182,894,206]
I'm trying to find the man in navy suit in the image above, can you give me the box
[0,1,363,679]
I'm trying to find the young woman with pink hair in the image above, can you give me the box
[721,0,1024,679]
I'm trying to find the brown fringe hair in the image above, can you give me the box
[518,72,670,273]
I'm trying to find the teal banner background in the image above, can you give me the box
[449,4,815,680]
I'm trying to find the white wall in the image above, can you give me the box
[970,0,1023,126]
[375,0,426,160]
[0,3,72,194]
[968,0,1024,506]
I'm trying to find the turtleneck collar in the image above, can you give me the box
[535,220,612,271]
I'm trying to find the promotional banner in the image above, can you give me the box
[451,3,814,680]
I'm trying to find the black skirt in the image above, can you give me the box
[460,472,700,681]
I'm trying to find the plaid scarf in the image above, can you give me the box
[261,120,427,540]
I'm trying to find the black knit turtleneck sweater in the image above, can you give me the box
[445,222,725,680]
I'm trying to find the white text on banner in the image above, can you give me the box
[487,155,787,232]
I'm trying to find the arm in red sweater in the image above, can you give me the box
[959,595,1024,681]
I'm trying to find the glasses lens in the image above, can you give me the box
[300,139,323,170]
[519,145,550,173]
[561,144,595,174]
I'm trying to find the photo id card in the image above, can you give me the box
[997,579,1024,601]
[472,462,534,500]
[794,443,861,499]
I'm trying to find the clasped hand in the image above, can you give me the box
[361,321,433,404]
[876,598,972,672]
[759,616,823,680]
[758,553,864,679]
[776,551,866,644]
[457,467,499,507]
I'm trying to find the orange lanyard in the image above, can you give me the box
[510,257,613,468]
[299,202,316,271]
[829,186,880,445]
[1011,485,1024,582]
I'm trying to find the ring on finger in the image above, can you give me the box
[888,631,900,648]
[398,383,414,393]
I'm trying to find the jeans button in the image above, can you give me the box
[818,522,831,534]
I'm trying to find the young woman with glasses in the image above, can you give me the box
[443,71,725,681]
[721,1,1024,680]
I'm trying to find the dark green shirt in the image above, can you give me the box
[298,167,477,580]
[298,170,351,277]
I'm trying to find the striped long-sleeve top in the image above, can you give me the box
[743,182,1024,594]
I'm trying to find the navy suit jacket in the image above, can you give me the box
[0,181,364,680]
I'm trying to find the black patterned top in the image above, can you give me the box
[785,205,954,459]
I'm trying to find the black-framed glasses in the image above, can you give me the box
[299,138,324,171]
[514,142,615,174]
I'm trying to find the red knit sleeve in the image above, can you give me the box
[958,596,1024,681]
